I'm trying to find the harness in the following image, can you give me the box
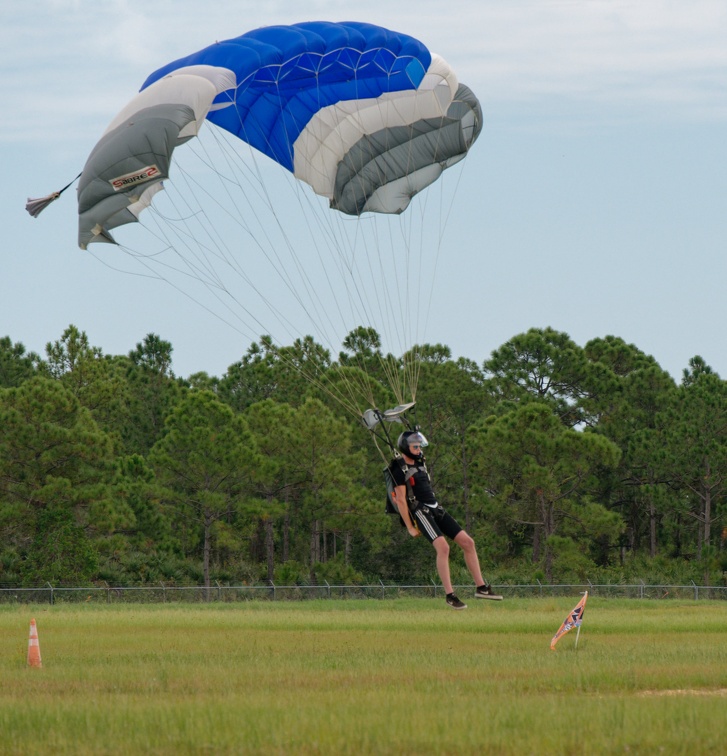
[383,456,441,530]
[384,456,418,516]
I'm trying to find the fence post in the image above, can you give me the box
[640,580,645,600]
[46,582,54,606]
[160,581,166,603]
[380,579,385,600]
[104,581,111,604]
[691,580,698,600]
[431,579,437,598]
[216,580,222,602]
[271,581,276,601]
[325,580,331,599]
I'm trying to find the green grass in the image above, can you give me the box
[2,598,726,754]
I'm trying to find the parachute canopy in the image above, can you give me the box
[78,21,482,248]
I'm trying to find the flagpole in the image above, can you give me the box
[573,590,587,650]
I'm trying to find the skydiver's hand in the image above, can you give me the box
[407,526,421,538]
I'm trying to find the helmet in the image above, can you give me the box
[397,430,429,456]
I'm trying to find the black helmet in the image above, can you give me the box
[397,430,429,456]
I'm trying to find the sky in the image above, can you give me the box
[2,0,726,380]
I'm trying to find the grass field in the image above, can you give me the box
[2,597,726,754]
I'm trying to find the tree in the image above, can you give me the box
[658,372,727,576]
[682,355,714,388]
[101,454,182,583]
[584,336,676,558]
[244,399,300,580]
[120,334,184,454]
[0,336,39,387]
[340,326,382,360]
[128,333,175,376]
[584,335,661,376]
[471,403,622,581]
[338,326,398,394]
[0,377,116,584]
[291,398,372,578]
[185,371,220,392]
[149,391,259,593]
[219,335,329,412]
[43,325,127,438]
[484,327,615,427]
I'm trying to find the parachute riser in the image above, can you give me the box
[361,411,398,455]
[361,402,420,459]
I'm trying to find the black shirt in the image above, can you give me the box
[389,458,438,507]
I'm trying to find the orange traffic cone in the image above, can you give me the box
[27,618,42,668]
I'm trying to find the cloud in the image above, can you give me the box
[2,0,726,147]
[457,1,727,112]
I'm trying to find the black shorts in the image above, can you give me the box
[412,506,463,543]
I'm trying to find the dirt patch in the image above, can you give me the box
[638,689,727,697]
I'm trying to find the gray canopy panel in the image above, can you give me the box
[77,67,235,249]
[331,84,482,216]
[77,104,196,248]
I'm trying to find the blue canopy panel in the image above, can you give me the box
[141,22,431,172]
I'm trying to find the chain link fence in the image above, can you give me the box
[1,580,725,604]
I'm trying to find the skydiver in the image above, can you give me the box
[389,430,502,609]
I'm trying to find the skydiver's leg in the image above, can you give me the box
[453,529,485,587]
[432,536,453,595]
[414,509,453,594]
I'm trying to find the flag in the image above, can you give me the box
[550,591,588,650]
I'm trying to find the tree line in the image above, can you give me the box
[1,325,725,589]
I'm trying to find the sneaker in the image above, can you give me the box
[475,584,503,600]
[446,593,468,610]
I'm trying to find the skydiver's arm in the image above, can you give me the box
[393,484,420,538]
